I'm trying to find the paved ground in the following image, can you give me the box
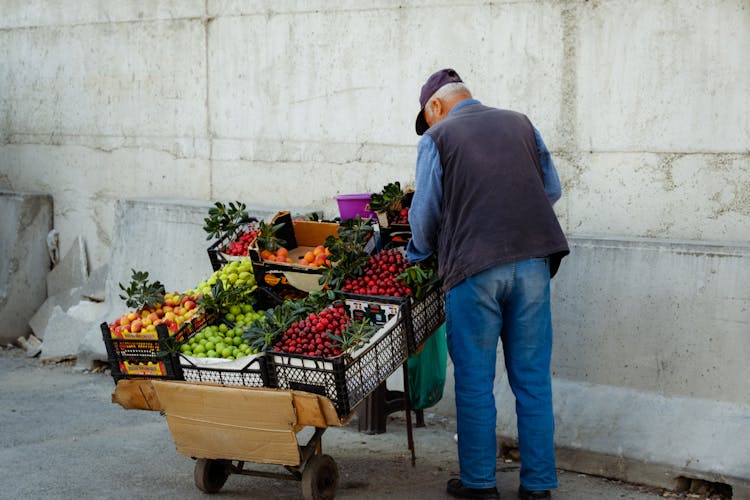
[0,346,697,499]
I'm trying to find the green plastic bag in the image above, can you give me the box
[407,323,447,410]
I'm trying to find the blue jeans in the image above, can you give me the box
[445,258,557,490]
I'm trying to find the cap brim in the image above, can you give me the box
[415,109,429,135]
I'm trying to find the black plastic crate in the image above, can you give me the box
[341,287,445,355]
[206,219,259,271]
[266,316,408,417]
[403,286,445,354]
[101,323,183,382]
[180,354,269,387]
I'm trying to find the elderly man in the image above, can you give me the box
[407,69,569,499]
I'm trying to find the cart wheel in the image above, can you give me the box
[194,458,230,493]
[301,454,339,500]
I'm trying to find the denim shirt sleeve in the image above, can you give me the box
[406,135,443,262]
[533,127,562,206]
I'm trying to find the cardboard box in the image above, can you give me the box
[249,211,341,293]
[142,381,346,465]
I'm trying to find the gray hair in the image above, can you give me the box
[424,82,472,121]
[428,82,472,102]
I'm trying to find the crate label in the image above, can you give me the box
[120,361,168,376]
[118,330,160,340]
[262,271,292,287]
[345,299,400,325]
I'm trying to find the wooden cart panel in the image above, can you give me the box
[111,380,348,466]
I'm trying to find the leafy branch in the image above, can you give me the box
[318,216,373,289]
[197,279,257,315]
[242,298,312,352]
[256,220,287,252]
[203,201,251,241]
[328,318,380,353]
[398,262,439,300]
[370,181,405,213]
[118,269,165,309]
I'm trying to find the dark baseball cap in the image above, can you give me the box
[415,68,463,135]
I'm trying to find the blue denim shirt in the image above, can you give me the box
[407,99,562,262]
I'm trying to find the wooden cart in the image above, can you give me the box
[112,378,365,499]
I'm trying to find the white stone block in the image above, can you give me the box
[47,236,88,297]
[39,305,93,360]
[0,191,53,343]
[67,300,108,324]
[0,19,207,138]
[28,287,85,339]
[1,0,204,28]
[208,1,565,147]
[211,157,414,218]
[79,264,109,302]
[576,0,750,152]
[551,237,750,403]
[0,145,212,267]
[563,152,750,242]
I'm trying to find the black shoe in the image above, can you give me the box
[518,484,551,499]
[447,478,500,499]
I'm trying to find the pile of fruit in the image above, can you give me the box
[272,304,348,357]
[224,303,264,328]
[259,246,293,264]
[110,270,201,338]
[340,248,411,297]
[108,293,200,338]
[223,228,259,257]
[393,207,410,225]
[181,323,258,360]
[269,302,379,358]
[259,244,333,268]
[192,259,256,297]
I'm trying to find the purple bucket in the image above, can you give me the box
[335,193,377,220]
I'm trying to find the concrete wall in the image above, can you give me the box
[433,237,750,494]
[1,0,749,494]
[0,190,53,343]
[2,1,748,269]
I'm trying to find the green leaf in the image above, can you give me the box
[203,200,250,241]
[117,269,166,310]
